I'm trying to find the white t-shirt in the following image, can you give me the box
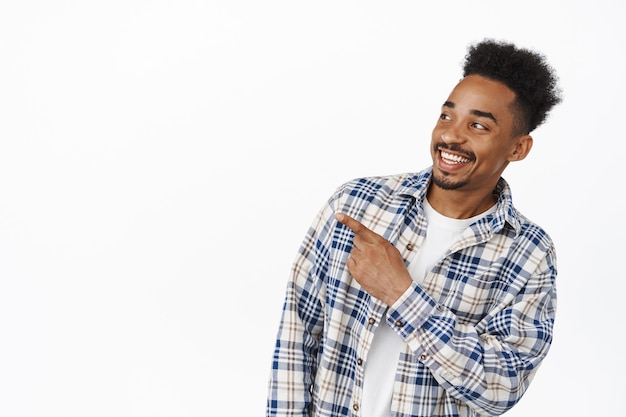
[361,199,496,417]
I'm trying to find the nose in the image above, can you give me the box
[440,122,465,145]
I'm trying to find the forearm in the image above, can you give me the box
[388,275,556,416]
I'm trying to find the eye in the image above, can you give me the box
[439,113,451,121]
[471,122,488,131]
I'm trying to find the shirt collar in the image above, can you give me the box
[397,167,522,235]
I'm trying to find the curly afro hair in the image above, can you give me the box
[463,39,562,135]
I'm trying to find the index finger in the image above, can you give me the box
[335,213,375,241]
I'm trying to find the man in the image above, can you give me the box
[267,39,562,417]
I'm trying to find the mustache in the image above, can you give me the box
[433,142,476,161]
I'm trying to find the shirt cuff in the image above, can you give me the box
[385,280,438,339]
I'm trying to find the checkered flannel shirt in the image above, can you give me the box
[267,168,557,417]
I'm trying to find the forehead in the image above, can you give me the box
[446,75,517,119]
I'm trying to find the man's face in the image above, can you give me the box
[430,74,527,193]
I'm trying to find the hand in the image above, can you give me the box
[335,213,413,306]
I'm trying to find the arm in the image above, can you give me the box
[266,206,331,417]
[336,213,557,416]
[391,256,556,415]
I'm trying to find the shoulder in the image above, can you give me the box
[332,169,430,199]
[325,170,429,225]
[514,210,556,253]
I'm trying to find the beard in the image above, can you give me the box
[431,141,475,190]
[431,171,470,190]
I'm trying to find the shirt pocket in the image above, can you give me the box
[440,271,505,324]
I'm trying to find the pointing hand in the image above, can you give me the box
[335,213,413,305]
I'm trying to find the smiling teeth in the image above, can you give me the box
[441,150,470,164]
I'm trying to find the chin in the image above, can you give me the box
[431,173,469,191]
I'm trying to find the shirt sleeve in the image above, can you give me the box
[386,243,557,416]
[266,201,333,417]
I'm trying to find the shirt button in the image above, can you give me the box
[368,317,376,325]
[353,403,360,411]
[395,320,403,327]
[357,358,363,366]
[406,243,414,251]
[420,354,427,361]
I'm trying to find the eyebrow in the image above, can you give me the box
[443,101,498,125]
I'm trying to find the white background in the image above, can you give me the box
[1,1,624,416]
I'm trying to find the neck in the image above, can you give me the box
[426,185,497,219]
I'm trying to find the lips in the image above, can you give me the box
[440,149,471,164]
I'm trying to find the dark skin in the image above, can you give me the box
[335,75,533,306]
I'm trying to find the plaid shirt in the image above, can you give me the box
[267,168,557,417]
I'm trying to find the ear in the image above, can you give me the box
[508,134,533,162]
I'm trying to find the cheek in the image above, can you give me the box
[429,135,439,158]
[431,125,443,145]
[431,122,443,137]
[476,147,511,172]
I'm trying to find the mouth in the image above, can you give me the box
[439,150,470,165]
[439,148,472,165]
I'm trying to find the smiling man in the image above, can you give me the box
[267,39,562,417]
[428,74,535,219]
